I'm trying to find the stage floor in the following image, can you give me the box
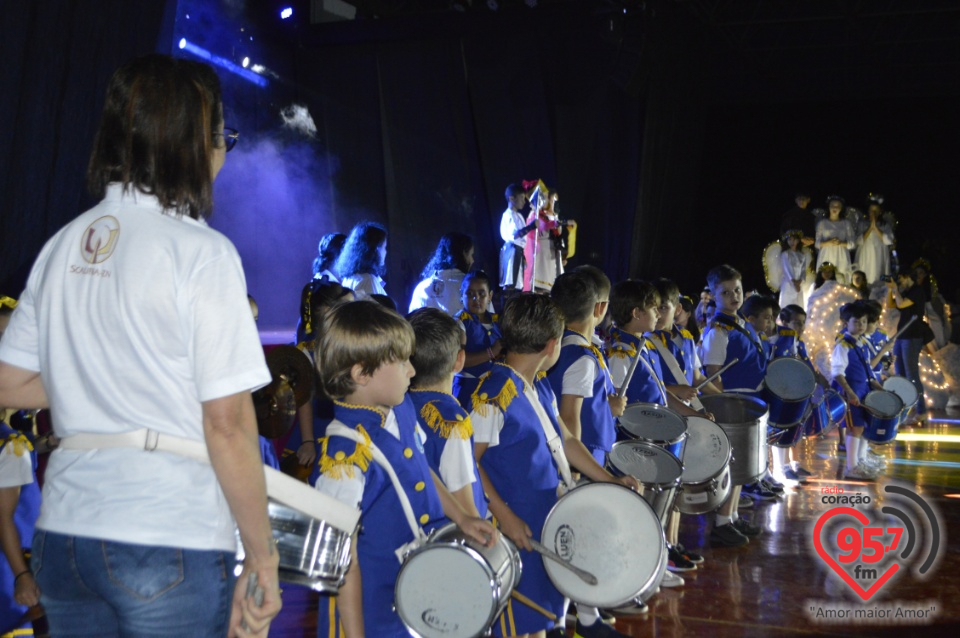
[271,409,960,637]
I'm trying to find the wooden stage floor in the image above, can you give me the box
[271,409,960,637]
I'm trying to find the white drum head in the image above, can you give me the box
[541,482,665,608]
[619,403,687,443]
[864,390,903,418]
[765,358,816,400]
[608,441,682,485]
[396,542,498,638]
[883,376,919,408]
[681,417,732,484]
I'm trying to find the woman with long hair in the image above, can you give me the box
[408,232,475,314]
[815,195,857,284]
[336,221,388,300]
[0,55,281,635]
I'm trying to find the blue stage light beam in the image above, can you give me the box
[177,38,268,88]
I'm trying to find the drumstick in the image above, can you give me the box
[530,539,599,585]
[616,352,642,397]
[888,315,918,342]
[510,590,558,622]
[696,358,739,391]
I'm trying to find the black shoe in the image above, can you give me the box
[574,619,631,638]
[674,542,704,564]
[733,517,761,537]
[710,523,749,547]
[742,482,777,501]
[760,478,784,494]
[796,466,813,478]
[667,546,697,572]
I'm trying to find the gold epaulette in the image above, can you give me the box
[471,372,518,418]
[459,311,471,322]
[536,370,547,381]
[605,342,638,359]
[2,432,33,457]
[419,401,474,440]
[779,329,797,337]
[318,425,373,479]
[678,328,694,340]
[711,321,733,331]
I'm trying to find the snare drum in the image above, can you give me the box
[883,375,919,422]
[237,469,358,593]
[395,523,522,638]
[762,358,817,428]
[607,441,682,524]
[767,421,806,447]
[618,403,688,461]
[804,386,844,437]
[862,390,903,445]
[540,482,667,609]
[678,416,732,515]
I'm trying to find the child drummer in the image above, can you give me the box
[310,301,496,637]
[470,294,638,638]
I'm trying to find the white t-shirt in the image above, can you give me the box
[0,185,271,551]
[562,356,596,398]
[341,273,387,300]
[408,269,466,315]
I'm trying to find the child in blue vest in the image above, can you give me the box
[471,294,638,638]
[700,265,766,547]
[862,299,894,379]
[453,271,503,407]
[311,301,496,637]
[831,302,884,480]
[407,307,487,518]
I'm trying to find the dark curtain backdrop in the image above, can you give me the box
[0,0,173,294]
[3,1,706,333]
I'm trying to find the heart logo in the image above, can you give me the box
[813,506,900,601]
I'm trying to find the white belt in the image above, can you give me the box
[58,429,361,534]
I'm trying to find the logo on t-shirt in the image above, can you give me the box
[80,216,120,264]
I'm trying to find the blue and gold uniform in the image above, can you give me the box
[668,325,699,385]
[865,329,890,377]
[469,364,565,636]
[702,312,768,394]
[546,330,616,464]
[453,310,502,406]
[409,389,487,518]
[605,327,667,406]
[831,332,876,427]
[311,397,447,638]
[0,420,41,634]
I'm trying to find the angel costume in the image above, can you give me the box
[779,248,809,309]
[815,217,856,284]
[855,216,894,284]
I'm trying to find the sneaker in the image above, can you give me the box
[661,570,685,587]
[674,543,704,565]
[760,477,784,494]
[737,495,754,509]
[733,517,761,537]
[598,609,616,624]
[843,464,875,481]
[783,468,807,483]
[667,546,697,572]
[710,523,749,547]
[608,601,648,615]
[795,466,813,478]
[742,482,777,501]
[837,440,846,453]
[574,619,631,638]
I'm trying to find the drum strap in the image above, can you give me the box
[646,337,704,411]
[326,424,430,562]
[57,429,362,533]
[522,385,574,495]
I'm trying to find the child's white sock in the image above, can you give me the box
[716,513,733,527]
[576,605,600,627]
[846,435,860,473]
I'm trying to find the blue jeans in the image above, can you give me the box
[32,531,236,637]
[894,338,927,416]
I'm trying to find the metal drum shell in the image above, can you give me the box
[804,386,845,438]
[617,402,688,461]
[676,416,733,515]
[394,522,522,638]
[699,393,769,485]
[883,375,919,422]
[237,500,354,594]
[606,441,682,525]
[862,390,903,445]
[762,358,817,428]
[767,422,805,448]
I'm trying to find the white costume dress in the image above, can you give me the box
[815,218,856,284]
[779,249,809,309]
[408,268,466,315]
[522,211,562,292]
[855,221,894,284]
[341,272,387,300]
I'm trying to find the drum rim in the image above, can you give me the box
[540,482,667,607]
[619,402,688,439]
[863,390,904,417]
[681,417,733,482]
[609,440,684,483]
[882,375,920,403]
[764,357,817,400]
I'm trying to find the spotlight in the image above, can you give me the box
[178,38,186,49]
[280,7,293,20]
[242,57,250,68]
